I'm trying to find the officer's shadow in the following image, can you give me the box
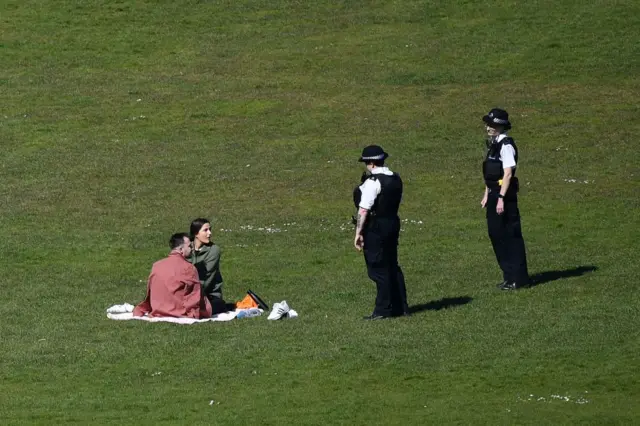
[408,296,473,314]
[528,265,597,288]
[407,266,597,314]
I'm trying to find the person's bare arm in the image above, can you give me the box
[354,207,368,251]
[481,186,489,208]
[496,167,513,214]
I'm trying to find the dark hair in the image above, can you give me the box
[190,218,211,239]
[365,160,385,167]
[169,232,190,249]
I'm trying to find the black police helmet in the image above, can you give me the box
[359,145,389,163]
[483,108,512,130]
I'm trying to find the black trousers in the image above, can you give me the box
[486,191,529,285]
[363,218,408,316]
[208,296,235,315]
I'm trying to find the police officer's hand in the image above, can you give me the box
[496,198,504,215]
[481,194,488,208]
[354,234,364,251]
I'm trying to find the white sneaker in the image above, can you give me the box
[267,300,290,320]
[267,302,281,320]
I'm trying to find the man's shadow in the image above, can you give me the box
[529,265,597,288]
[409,296,473,314]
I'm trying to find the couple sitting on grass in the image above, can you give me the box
[133,218,233,319]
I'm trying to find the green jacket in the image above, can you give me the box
[188,243,224,299]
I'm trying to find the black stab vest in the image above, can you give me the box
[483,136,518,187]
[354,173,403,218]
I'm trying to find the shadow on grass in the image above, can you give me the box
[408,296,473,314]
[529,265,598,287]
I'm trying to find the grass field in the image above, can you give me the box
[1,0,639,424]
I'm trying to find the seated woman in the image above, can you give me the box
[188,218,231,314]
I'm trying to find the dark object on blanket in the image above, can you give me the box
[247,289,269,311]
[210,297,235,315]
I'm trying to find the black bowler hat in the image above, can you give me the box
[359,145,389,162]
[483,108,512,130]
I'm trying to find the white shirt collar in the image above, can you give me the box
[370,166,392,175]
[496,133,509,143]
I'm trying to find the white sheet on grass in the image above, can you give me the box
[105,303,243,324]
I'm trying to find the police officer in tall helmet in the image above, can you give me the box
[353,145,409,319]
[481,108,530,290]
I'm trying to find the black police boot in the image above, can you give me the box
[500,281,522,291]
[363,313,389,320]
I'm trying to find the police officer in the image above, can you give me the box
[481,108,530,290]
[353,145,409,319]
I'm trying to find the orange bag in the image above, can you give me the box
[235,294,259,309]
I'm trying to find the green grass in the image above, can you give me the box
[1,0,639,424]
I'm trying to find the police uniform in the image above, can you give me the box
[482,109,530,290]
[354,145,408,318]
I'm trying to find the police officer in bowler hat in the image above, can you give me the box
[481,108,530,290]
[353,145,409,319]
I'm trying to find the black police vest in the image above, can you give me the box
[483,136,518,187]
[353,173,403,217]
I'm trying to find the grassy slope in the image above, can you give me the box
[1,0,639,424]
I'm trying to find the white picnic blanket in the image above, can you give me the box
[106,303,248,324]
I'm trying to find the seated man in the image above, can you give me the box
[133,233,212,318]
